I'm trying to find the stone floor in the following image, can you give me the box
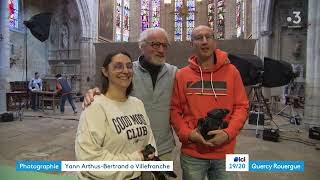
[0,103,319,180]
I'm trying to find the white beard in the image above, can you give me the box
[150,56,166,66]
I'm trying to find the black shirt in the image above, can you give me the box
[139,56,162,89]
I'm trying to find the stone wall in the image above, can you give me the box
[304,0,320,127]
[0,0,10,113]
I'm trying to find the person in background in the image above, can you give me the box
[55,74,77,114]
[75,51,157,180]
[28,72,42,110]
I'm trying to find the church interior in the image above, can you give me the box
[0,0,320,179]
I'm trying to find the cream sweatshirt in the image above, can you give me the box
[75,95,157,180]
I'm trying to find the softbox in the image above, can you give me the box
[23,13,52,42]
[228,54,264,86]
[262,57,295,88]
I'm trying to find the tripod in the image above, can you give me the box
[276,95,301,132]
[248,84,273,137]
[276,80,302,132]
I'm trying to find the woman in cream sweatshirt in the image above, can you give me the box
[75,51,157,180]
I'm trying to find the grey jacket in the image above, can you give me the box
[131,58,178,155]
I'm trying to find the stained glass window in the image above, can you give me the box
[151,0,160,28]
[174,0,195,41]
[123,0,130,41]
[115,0,122,41]
[217,0,225,39]
[236,0,244,38]
[141,0,160,32]
[174,0,183,41]
[8,0,19,29]
[186,0,195,41]
[208,0,214,30]
[141,0,150,32]
[115,0,130,42]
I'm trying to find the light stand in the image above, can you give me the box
[248,84,274,137]
[276,81,302,133]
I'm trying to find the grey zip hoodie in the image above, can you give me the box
[131,57,178,155]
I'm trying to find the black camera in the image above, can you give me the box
[197,108,229,140]
[142,144,177,179]
[143,144,156,161]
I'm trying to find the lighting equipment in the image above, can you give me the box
[228,54,300,138]
[309,127,320,140]
[228,54,299,87]
[263,57,299,87]
[23,12,52,82]
[23,12,52,42]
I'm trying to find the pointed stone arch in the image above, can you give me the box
[75,0,97,93]
[75,0,91,38]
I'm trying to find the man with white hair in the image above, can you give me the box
[132,28,178,159]
[84,28,178,179]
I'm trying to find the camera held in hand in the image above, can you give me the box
[197,108,230,140]
[142,144,177,180]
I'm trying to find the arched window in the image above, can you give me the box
[8,0,19,29]
[186,0,195,41]
[115,0,130,42]
[208,0,215,30]
[236,0,245,38]
[174,0,195,41]
[174,0,183,41]
[216,0,225,39]
[141,0,160,32]
[208,0,225,39]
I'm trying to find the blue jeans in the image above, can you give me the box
[181,154,235,180]
[60,94,76,113]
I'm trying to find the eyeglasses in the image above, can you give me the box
[111,62,133,72]
[192,34,215,41]
[145,41,170,50]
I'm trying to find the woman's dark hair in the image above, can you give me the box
[101,51,133,96]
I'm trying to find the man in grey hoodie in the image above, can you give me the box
[84,28,178,172]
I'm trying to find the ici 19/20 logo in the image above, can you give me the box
[234,156,246,162]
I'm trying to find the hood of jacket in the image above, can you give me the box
[188,49,230,73]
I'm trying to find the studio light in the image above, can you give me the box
[228,54,298,87]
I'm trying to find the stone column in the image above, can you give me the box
[195,0,207,27]
[224,0,236,39]
[80,37,96,94]
[165,1,175,41]
[129,0,140,41]
[253,0,274,60]
[252,0,274,98]
[245,0,252,38]
[304,0,320,127]
[0,0,10,113]
[76,0,97,94]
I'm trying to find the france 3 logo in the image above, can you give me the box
[226,154,249,171]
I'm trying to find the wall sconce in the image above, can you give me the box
[164,0,171,4]
[196,0,202,3]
